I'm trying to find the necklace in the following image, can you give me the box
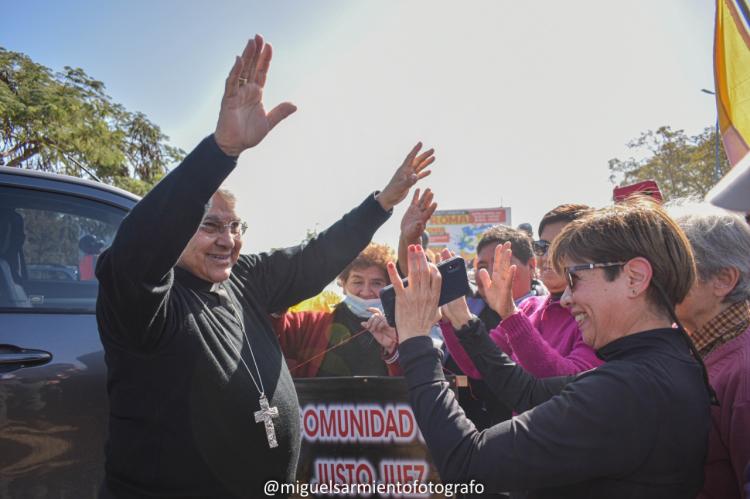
[214,283,279,449]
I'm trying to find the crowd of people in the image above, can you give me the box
[94,35,750,499]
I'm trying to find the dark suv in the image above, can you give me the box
[0,166,139,498]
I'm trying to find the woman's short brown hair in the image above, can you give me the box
[337,242,395,285]
[549,197,696,312]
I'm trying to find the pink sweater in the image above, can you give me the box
[699,325,750,499]
[441,295,602,378]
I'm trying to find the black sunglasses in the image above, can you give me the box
[563,262,627,290]
[533,240,551,257]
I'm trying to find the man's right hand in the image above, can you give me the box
[214,34,297,156]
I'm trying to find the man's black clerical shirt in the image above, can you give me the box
[96,136,390,498]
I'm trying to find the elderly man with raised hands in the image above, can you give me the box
[673,205,750,499]
[95,35,435,498]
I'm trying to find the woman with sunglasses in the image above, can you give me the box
[441,204,601,380]
[391,199,713,498]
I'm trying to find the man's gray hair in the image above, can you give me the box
[208,188,237,208]
[204,187,237,215]
[671,201,750,303]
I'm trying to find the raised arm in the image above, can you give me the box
[376,144,435,212]
[391,246,569,408]
[392,246,653,492]
[232,144,436,314]
[397,188,436,275]
[480,242,601,376]
[435,247,511,379]
[398,335,653,491]
[96,35,296,349]
[491,309,602,377]
[477,241,520,319]
[439,292,569,410]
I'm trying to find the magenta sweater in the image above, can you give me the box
[699,325,750,499]
[441,295,602,378]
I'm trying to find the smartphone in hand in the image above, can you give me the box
[379,256,472,327]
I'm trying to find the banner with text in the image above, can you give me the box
[426,207,511,262]
[294,376,457,498]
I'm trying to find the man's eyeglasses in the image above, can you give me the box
[199,220,248,237]
[533,240,551,257]
[564,262,627,290]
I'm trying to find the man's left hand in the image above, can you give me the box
[376,143,435,211]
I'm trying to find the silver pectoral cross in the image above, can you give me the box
[254,394,279,448]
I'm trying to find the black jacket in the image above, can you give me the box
[399,319,710,498]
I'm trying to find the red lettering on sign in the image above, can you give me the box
[372,407,384,438]
[303,410,318,435]
[379,459,429,485]
[301,404,418,443]
[313,458,376,485]
[320,408,335,436]
[398,407,414,437]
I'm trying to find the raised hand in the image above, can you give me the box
[400,188,437,243]
[386,245,442,341]
[375,143,435,211]
[214,35,297,156]
[361,308,398,355]
[477,242,519,319]
[396,188,437,274]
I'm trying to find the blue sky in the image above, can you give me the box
[5,1,717,254]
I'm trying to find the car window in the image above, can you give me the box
[0,185,127,313]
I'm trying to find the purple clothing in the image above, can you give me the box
[441,295,601,379]
[698,325,750,499]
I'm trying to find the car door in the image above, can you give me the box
[0,179,131,499]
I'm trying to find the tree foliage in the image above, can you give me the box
[0,47,184,195]
[608,126,731,201]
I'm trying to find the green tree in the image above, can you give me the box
[609,126,731,200]
[0,47,184,196]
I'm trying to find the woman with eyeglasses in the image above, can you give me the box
[441,204,601,380]
[391,198,713,498]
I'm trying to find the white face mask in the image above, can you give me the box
[342,294,383,318]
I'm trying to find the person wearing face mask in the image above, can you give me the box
[272,242,402,377]
[94,36,436,498]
